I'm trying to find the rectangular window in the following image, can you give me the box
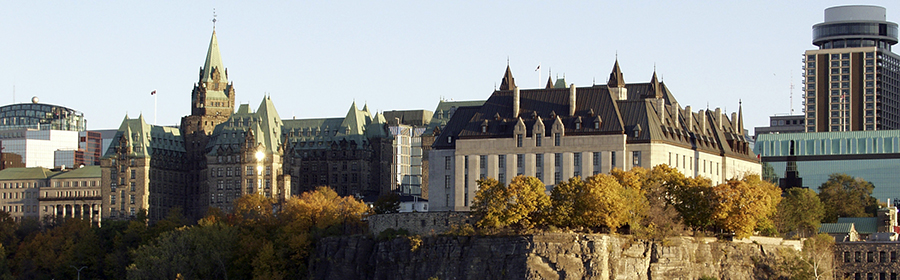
[517,134,524,147]
[573,153,580,167]
[130,182,136,192]
[130,195,135,204]
[554,171,560,183]
[554,153,561,167]
[554,133,561,146]
[110,195,116,205]
[498,173,505,183]
[445,156,451,170]
[593,152,600,166]
[517,154,524,168]
[479,155,487,169]
[536,154,543,167]
[498,155,506,169]
[611,151,616,168]
[130,170,136,179]
[535,133,542,146]
[632,151,641,167]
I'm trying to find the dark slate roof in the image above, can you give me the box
[433,63,757,162]
[433,106,481,150]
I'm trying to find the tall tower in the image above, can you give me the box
[803,5,900,132]
[180,29,236,219]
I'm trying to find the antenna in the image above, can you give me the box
[790,70,795,114]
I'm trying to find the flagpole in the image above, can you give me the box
[153,90,157,125]
[536,63,541,88]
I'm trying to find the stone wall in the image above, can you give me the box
[834,242,900,279]
[367,211,471,236]
[310,233,801,280]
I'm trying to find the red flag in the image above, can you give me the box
[151,90,157,95]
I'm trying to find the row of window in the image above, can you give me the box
[516,133,563,147]
[209,166,271,177]
[1,205,37,213]
[844,250,898,263]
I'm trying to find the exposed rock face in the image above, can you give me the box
[310,233,793,280]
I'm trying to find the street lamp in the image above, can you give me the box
[72,265,87,280]
[256,151,265,194]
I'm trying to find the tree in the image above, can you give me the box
[128,223,238,280]
[803,233,835,280]
[711,174,782,239]
[667,175,716,231]
[472,176,550,230]
[576,174,627,231]
[372,193,401,214]
[776,187,825,238]
[818,173,878,223]
[549,177,581,228]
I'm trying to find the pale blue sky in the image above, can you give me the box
[1,1,898,131]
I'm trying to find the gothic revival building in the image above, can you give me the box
[429,61,759,211]
[101,29,393,220]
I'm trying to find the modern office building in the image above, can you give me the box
[0,98,87,132]
[0,129,80,169]
[754,114,806,136]
[429,61,759,211]
[420,100,486,200]
[803,5,900,132]
[383,109,432,196]
[755,130,900,202]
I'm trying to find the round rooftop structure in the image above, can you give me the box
[812,5,898,50]
[0,102,86,131]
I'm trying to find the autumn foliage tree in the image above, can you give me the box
[711,174,782,239]
[472,176,550,231]
[549,174,627,231]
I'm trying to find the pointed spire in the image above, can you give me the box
[499,65,516,91]
[545,76,553,89]
[607,59,625,88]
[738,99,744,134]
[201,30,227,84]
[649,70,661,98]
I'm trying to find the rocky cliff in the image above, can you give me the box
[309,233,798,280]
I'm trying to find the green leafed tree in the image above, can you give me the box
[818,173,878,223]
[372,193,401,214]
[776,187,825,238]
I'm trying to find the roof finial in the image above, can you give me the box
[212,8,217,30]
[615,51,618,60]
[507,56,509,66]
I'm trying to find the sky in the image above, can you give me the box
[1,1,899,132]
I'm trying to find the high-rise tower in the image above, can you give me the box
[803,5,900,132]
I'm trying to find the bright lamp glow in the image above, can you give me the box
[255,151,265,161]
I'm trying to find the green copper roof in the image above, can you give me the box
[836,217,878,234]
[201,30,227,84]
[102,115,184,159]
[49,166,101,179]
[0,167,56,180]
[207,96,283,155]
[819,223,856,234]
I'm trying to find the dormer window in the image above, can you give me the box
[594,122,600,129]
[481,120,489,133]
[575,123,581,129]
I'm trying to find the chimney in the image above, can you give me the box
[673,103,679,126]
[569,84,576,116]
[715,108,723,128]
[731,112,738,131]
[656,99,665,119]
[698,109,707,131]
[513,86,520,118]
[684,106,692,130]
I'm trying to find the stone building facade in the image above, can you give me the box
[429,61,759,211]
[100,29,394,221]
[0,166,100,223]
[835,242,900,279]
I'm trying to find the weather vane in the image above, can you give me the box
[212,8,217,29]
